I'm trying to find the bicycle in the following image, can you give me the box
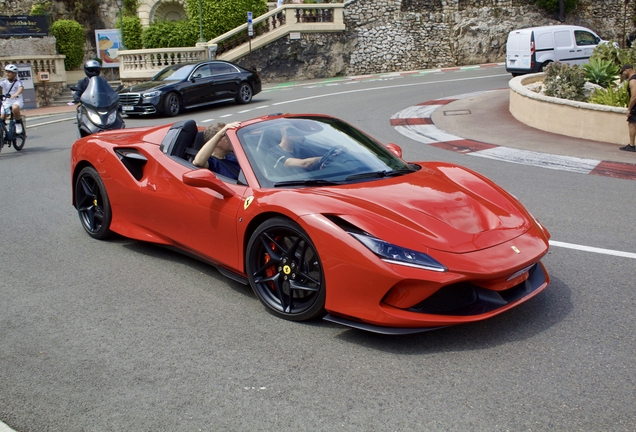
[0,94,26,153]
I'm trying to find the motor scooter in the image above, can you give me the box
[70,76,125,137]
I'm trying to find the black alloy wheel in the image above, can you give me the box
[246,217,326,321]
[75,166,113,239]
[235,83,253,104]
[163,92,180,117]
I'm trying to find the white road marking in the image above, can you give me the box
[271,73,508,106]
[200,119,215,123]
[470,147,600,174]
[550,240,636,259]
[219,114,233,118]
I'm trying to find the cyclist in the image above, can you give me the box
[71,60,101,103]
[1,64,24,135]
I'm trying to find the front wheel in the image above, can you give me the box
[246,217,326,321]
[12,131,25,151]
[75,166,113,239]
[163,93,180,117]
[235,83,253,104]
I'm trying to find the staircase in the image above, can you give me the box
[46,80,122,107]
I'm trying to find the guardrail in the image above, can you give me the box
[118,2,345,81]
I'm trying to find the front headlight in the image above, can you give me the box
[349,232,447,272]
[142,91,161,99]
[87,110,102,125]
[106,110,117,125]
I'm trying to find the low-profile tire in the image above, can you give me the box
[235,83,253,104]
[539,61,552,72]
[163,92,180,117]
[75,166,113,240]
[246,217,326,321]
[12,133,25,151]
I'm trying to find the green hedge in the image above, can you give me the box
[120,16,143,50]
[50,19,85,70]
[142,20,199,49]
[184,0,268,41]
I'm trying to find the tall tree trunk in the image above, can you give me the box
[558,0,565,22]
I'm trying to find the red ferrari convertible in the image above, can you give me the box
[71,113,550,334]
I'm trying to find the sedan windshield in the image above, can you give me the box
[237,117,414,188]
[152,64,196,81]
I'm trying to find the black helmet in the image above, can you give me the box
[84,59,101,78]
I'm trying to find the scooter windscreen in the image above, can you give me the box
[80,76,120,110]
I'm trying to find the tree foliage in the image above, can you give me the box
[535,0,578,13]
[121,16,143,50]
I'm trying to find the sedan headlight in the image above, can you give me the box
[142,91,161,99]
[349,232,447,272]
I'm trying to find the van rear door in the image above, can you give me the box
[506,31,532,71]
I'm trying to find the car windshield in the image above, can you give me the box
[237,117,414,188]
[152,64,196,81]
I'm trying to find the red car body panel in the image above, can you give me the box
[71,114,550,333]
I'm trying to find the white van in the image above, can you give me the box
[505,25,604,76]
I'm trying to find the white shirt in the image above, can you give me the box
[1,78,24,104]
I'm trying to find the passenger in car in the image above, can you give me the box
[193,121,241,179]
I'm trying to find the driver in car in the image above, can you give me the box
[269,125,341,174]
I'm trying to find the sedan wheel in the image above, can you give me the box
[246,217,326,321]
[163,93,180,117]
[75,166,112,239]
[235,83,253,104]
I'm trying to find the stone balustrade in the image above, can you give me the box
[118,3,345,82]
[0,55,67,84]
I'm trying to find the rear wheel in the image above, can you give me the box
[235,83,253,104]
[75,166,113,239]
[163,93,180,117]
[246,217,326,321]
[539,61,552,72]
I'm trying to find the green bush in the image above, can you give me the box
[588,82,629,107]
[583,58,620,88]
[142,20,199,49]
[185,0,268,41]
[120,16,143,50]
[30,1,51,15]
[51,19,85,70]
[543,62,586,101]
[589,40,630,68]
[535,0,578,13]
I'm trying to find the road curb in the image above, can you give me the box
[391,91,636,182]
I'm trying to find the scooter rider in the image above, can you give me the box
[1,64,25,135]
[70,60,101,103]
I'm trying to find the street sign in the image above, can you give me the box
[247,11,253,37]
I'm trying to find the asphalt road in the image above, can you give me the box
[1,66,634,431]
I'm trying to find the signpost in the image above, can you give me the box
[247,12,254,69]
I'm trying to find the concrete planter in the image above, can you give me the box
[509,73,629,145]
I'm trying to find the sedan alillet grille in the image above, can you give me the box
[119,93,141,104]
[408,264,542,316]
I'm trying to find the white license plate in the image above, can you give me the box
[121,106,134,111]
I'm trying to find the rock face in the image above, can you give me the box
[238,0,635,82]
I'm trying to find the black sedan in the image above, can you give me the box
[117,60,262,117]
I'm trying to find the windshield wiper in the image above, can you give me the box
[345,168,413,181]
[273,179,342,187]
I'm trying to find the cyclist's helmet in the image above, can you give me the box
[4,64,18,73]
[84,60,101,78]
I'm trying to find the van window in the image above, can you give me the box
[554,30,573,48]
[575,30,599,46]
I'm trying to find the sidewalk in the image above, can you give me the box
[23,103,76,118]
